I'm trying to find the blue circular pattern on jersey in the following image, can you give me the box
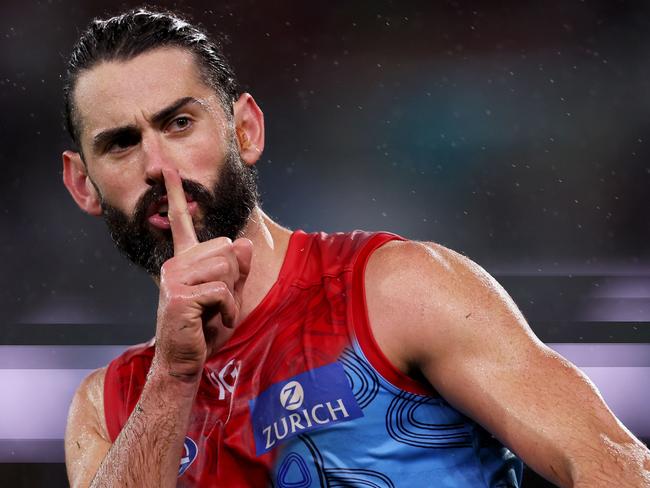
[339,348,380,409]
[386,393,473,448]
[277,452,312,488]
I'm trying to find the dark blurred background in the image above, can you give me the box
[1,0,649,486]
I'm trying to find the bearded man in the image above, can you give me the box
[61,7,650,488]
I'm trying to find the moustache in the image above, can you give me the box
[131,179,214,228]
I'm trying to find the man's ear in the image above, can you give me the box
[62,150,102,216]
[233,93,265,166]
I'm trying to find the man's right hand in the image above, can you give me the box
[153,168,253,380]
[66,170,254,487]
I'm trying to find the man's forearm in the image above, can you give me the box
[570,437,650,488]
[90,363,199,488]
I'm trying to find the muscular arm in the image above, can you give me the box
[65,368,110,487]
[65,365,198,488]
[365,240,650,487]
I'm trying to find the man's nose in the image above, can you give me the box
[142,134,177,186]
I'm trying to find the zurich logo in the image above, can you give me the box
[250,362,364,455]
[178,436,198,477]
[279,381,304,411]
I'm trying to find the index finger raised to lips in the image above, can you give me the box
[162,168,199,255]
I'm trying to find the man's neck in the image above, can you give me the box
[232,206,293,323]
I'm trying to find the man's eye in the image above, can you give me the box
[107,133,140,153]
[168,116,192,132]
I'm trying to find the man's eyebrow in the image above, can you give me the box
[92,125,139,154]
[91,97,202,154]
[149,96,201,125]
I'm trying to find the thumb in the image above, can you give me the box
[232,238,253,283]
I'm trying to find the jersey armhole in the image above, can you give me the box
[350,233,437,397]
[103,356,123,443]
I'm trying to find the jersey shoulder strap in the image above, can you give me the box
[104,340,155,442]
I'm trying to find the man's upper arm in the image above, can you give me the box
[65,367,112,488]
[364,239,649,487]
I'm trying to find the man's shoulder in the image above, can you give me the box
[78,366,108,400]
[363,238,509,361]
[366,238,472,286]
[366,236,508,320]
[69,342,153,441]
[67,366,110,441]
[364,239,459,322]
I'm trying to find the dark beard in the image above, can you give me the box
[99,147,259,277]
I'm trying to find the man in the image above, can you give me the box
[61,7,649,488]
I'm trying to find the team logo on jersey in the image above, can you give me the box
[178,436,198,477]
[249,362,364,455]
[207,358,240,400]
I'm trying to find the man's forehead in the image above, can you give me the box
[73,47,217,137]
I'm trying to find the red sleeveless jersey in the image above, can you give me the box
[103,229,414,486]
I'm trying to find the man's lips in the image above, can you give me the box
[146,195,198,230]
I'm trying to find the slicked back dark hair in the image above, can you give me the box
[63,7,239,149]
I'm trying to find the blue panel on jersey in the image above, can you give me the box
[249,362,364,455]
[270,346,523,488]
